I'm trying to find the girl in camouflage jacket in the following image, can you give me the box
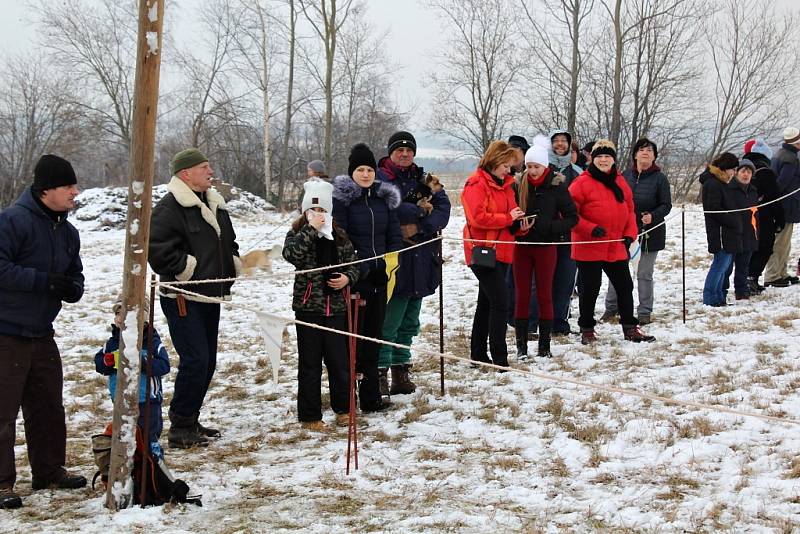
[282,181,359,427]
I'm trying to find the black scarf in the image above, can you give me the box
[32,193,67,224]
[588,163,624,203]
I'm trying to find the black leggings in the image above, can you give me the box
[470,262,510,366]
[576,260,635,328]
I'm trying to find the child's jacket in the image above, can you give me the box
[94,324,170,403]
[283,224,359,315]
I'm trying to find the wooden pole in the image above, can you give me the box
[106,0,165,511]
[438,233,445,396]
[682,206,686,324]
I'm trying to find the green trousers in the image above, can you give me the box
[378,296,422,367]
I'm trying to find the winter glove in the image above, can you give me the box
[623,236,634,249]
[591,226,607,238]
[47,272,80,301]
[367,259,389,287]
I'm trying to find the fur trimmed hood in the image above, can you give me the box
[332,175,401,209]
[167,176,228,236]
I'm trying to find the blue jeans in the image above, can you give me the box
[724,251,753,297]
[703,252,734,305]
[552,245,577,333]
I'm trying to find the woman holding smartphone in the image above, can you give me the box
[512,138,577,359]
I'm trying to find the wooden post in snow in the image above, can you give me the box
[105,0,165,511]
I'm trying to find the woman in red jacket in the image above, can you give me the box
[568,140,655,344]
[461,140,527,367]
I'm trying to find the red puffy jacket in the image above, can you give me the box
[461,168,518,264]
[568,169,637,262]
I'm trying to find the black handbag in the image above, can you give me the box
[470,245,496,268]
[467,227,498,269]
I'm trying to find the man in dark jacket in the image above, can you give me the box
[0,155,87,509]
[149,149,241,448]
[742,138,785,292]
[548,129,582,336]
[376,131,450,397]
[723,160,759,300]
[764,127,800,286]
[700,152,742,306]
[603,138,672,324]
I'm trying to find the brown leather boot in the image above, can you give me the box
[622,324,655,342]
[390,364,416,395]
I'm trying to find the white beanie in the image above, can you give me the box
[525,135,550,166]
[301,180,333,213]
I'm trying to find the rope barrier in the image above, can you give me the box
[156,281,800,428]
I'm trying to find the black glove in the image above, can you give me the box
[623,236,634,248]
[591,226,607,238]
[775,224,784,234]
[367,259,388,287]
[47,273,79,301]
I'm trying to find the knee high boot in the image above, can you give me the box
[537,320,552,358]
[514,319,528,362]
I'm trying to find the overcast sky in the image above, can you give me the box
[1,0,796,150]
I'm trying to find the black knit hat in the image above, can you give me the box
[591,139,617,161]
[387,131,416,155]
[508,135,530,152]
[631,137,658,161]
[33,154,77,191]
[348,143,377,177]
[582,141,596,153]
[712,152,739,171]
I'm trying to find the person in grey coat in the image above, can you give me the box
[602,138,671,324]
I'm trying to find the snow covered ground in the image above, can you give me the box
[3,189,800,533]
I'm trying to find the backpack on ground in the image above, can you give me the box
[91,424,202,507]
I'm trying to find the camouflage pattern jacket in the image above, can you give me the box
[283,223,359,316]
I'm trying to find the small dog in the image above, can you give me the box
[240,244,283,275]
[400,172,444,242]
[403,172,444,216]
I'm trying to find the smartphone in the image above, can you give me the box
[521,214,538,221]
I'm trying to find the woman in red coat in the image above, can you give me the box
[568,139,655,344]
[461,140,527,367]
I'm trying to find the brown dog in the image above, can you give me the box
[240,244,283,275]
[401,172,444,242]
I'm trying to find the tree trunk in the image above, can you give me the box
[567,0,581,134]
[257,2,272,201]
[610,0,623,146]
[278,0,296,210]
[106,0,164,511]
[323,0,337,167]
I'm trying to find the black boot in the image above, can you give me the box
[195,412,221,438]
[514,319,528,362]
[537,320,552,358]
[168,410,209,449]
[378,367,390,398]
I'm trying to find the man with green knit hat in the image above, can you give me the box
[149,148,241,448]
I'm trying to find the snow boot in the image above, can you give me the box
[390,364,416,395]
[537,320,552,358]
[195,413,221,438]
[622,324,655,343]
[378,367,391,398]
[514,319,529,362]
[31,470,87,491]
[168,411,208,449]
[580,327,597,345]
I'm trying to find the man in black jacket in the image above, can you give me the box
[0,155,87,509]
[149,149,241,448]
[764,127,800,286]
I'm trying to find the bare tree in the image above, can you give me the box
[0,55,83,207]
[35,0,138,151]
[428,0,518,155]
[673,0,800,198]
[299,0,357,167]
[517,0,595,134]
